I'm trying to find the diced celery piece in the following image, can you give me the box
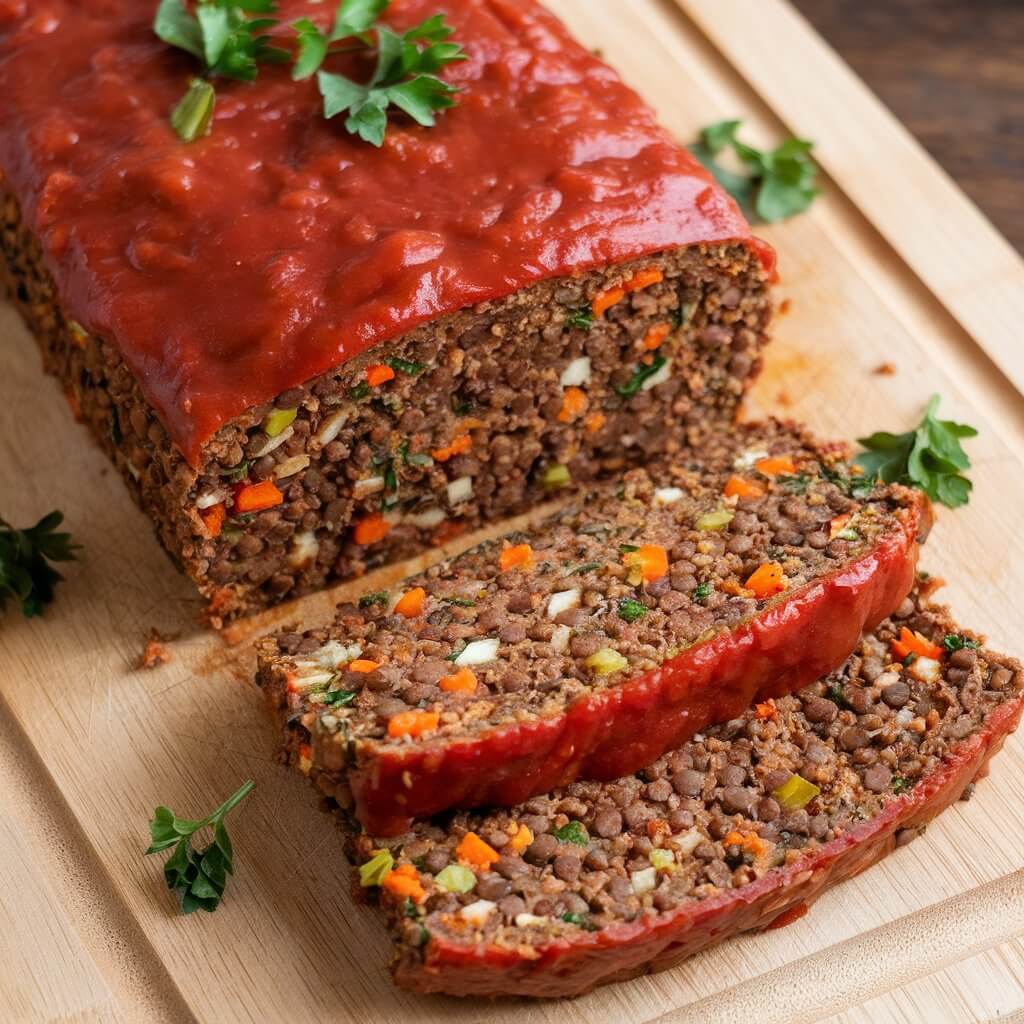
[772,775,821,811]
[695,508,734,531]
[358,849,394,887]
[585,648,629,676]
[434,864,476,894]
[542,463,571,489]
[265,407,298,437]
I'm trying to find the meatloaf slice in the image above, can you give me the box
[296,586,1024,998]
[0,0,773,624]
[258,422,932,834]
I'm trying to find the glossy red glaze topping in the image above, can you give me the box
[0,0,770,466]
[339,497,929,836]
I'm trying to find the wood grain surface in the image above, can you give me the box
[2,1,1023,1021]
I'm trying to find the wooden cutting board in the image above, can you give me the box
[2,1,1023,1021]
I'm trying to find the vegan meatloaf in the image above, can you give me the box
[0,0,774,624]
[295,586,1024,998]
[258,422,932,834]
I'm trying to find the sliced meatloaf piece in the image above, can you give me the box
[289,586,1024,998]
[258,422,932,834]
[0,0,773,624]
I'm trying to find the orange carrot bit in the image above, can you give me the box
[394,586,426,618]
[440,667,478,694]
[460,417,485,431]
[234,480,284,514]
[366,363,395,387]
[455,831,501,870]
[625,268,664,292]
[297,743,313,775]
[387,709,440,739]
[431,432,473,462]
[353,513,391,546]
[745,562,787,599]
[754,455,797,477]
[200,503,226,538]
[828,513,852,540]
[382,866,426,903]
[623,544,670,583]
[584,411,607,434]
[755,699,778,721]
[591,285,625,319]
[641,322,671,350]
[646,818,671,842]
[348,659,381,673]
[507,823,534,854]
[891,626,944,662]
[557,386,589,423]
[766,902,808,931]
[499,543,534,572]
[724,475,766,500]
[723,831,766,857]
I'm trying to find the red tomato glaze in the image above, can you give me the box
[0,0,770,466]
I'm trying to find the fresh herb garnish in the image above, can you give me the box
[617,598,647,623]
[570,561,604,576]
[564,306,594,331]
[551,821,589,846]
[855,395,978,509]
[828,681,848,708]
[0,511,79,618]
[321,688,357,706]
[891,775,910,794]
[821,465,876,501]
[386,356,426,377]
[220,459,251,483]
[616,355,667,398]
[359,590,389,607]
[618,544,639,554]
[778,473,811,495]
[145,779,255,914]
[689,119,820,223]
[943,634,979,653]
[692,581,713,603]
[350,381,371,401]
[441,596,476,607]
[561,911,598,930]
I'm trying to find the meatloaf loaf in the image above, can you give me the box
[294,586,1024,998]
[0,0,773,624]
[258,422,931,834]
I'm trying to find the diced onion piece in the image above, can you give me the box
[454,638,500,666]
[547,589,580,619]
[274,454,310,480]
[772,774,821,811]
[196,489,228,510]
[630,867,657,894]
[695,508,734,532]
[649,849,675,871]
[560,356,592,388]
[405,506,447,529]
[550,624,571,654]
[909,656,942,684]
[654,487,684,506]
[460,900,496,925]
[734,449,769,470]
[434,864,476,894]
[315,640,362,670]
[447,476,474,506]
[354,475,386,499]
[896,708,915,727]
[287,671,335,693]
[288,530,319,568]
[585,648,629,676]
[673,829,704,856]
[253,425,293,458]
[515,913,550,928]
[641,357,672,391]
[315,407,350,447]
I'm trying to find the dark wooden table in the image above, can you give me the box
[793,0,1024,253]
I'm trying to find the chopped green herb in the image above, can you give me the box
[856,395,978,509]
[692,581,713,603]
[321,689,357,707]
[689,119,820,224]
[902,652,918,667]
[0,511,80,618]
[551,821,589,846]
[387,356,426,376]
[218,460,251,483]
[828,682,848,708]
[403,897,418,918]
[359,848,394,887]
[383,458,398,493]
[561,912,598,931]
[570,561,604,576]
[618,544,640,554]
[145,779,255,914]
[616,355,667,398]
[170,78,216,142]
[822,465,876,500]
[617,597,648,623]
[891,775,910,794]
[359,590,389,607]
[441,596,476,607]
[450,392,473,415]
[350,381,371,401]
[778,473,811,495]
[564,306,593,331]
[943,634,979,653]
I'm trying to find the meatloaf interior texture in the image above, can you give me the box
[301,588,1023,998]
[2,182,771,624]
[259,421,930,834]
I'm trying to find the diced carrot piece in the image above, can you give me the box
[382,868,426,903]
[891,626,944,662]
[641,322,671,350]
[499,543,534,572]
[745,562,787,599]
[626,268,664,292]
[394,586,426,618]
[584,411,607,434]
[431,432,473,462]
[557,386,588,423]
[440,668,478,693]
[234,480,284,513]
[297,743,312,775]
[354,514,391,545]
[623,544,669,583]
[455,831,500,870]
[348,659,380,673]
[724,475,766,500]
[592,286,625,319]
[755,699,778,721]
[507,823,534,854]
[201,503,226,538]
[387,710,440,739]
[755,455,797,477]
[460,417,485,431]
[723,831,766,856]
[829,513,852,539]
[646,818,671,842]
[366,364,395,387]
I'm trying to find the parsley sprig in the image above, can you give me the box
[690,119,820,224]
[0,511,79,618]
[145,780,255,914]
[855,395,977,509]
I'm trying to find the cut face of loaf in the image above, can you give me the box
[258,422,932,834]
[298,586,1024,999]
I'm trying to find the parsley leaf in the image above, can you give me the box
[855,395,978,509]
[564,306,594,331]
[551,821,589,846]
[689,119,820,224]
[0,511,79,618]
[145,780,255,914]
[617,598,647,623]
[616,355,667,398]
[943,634,979,653]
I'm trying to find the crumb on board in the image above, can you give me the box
[775,389,793,408]
[874,362,897,376]
[778,298,792,316]
[139,629,172,670]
